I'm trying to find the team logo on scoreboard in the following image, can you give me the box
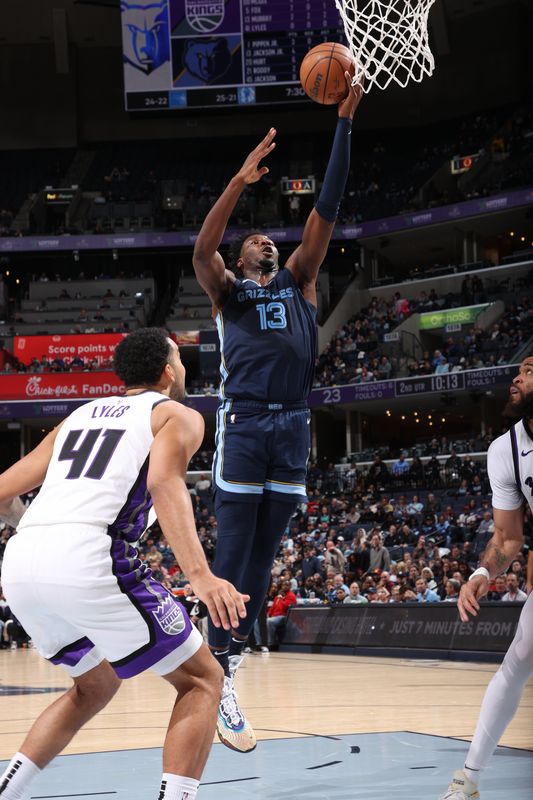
[184,38,231,82]
[121,0,170,75]
[185,0,225,34]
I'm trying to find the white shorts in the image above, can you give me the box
[1,525,202,678]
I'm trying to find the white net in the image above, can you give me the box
[334,0,437,92]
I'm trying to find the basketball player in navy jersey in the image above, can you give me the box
[193,73,363,752]
[440,356,533,800]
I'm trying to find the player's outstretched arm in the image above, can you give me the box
[192,128,277,307]
[147,406,249,630]
[286,73,363,300]
[458,506,524,622]
[0,424,63,527]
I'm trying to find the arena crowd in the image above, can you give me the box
[1,447,529,650]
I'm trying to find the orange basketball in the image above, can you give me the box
[299,42,355,105]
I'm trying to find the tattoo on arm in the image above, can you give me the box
[480,541,513,576]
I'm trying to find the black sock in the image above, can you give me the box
[229,636,247,657]
[211,647,230,678]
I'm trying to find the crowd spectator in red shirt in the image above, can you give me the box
[0,340,14,372]
[267,580,297,645]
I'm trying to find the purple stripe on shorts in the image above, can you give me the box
[49,636,94,668]
[108,540,194,679]
[109,459,152,543]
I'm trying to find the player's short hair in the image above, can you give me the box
[227,230,266,272]
[113,327,171,387]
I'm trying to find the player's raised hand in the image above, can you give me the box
[236,128,277,184]
[191,573,249,630]
[338,71,364,120]
[458,575,489,623]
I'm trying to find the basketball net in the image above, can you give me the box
[334,0,437,92]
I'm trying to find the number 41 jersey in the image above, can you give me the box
[17,391,166,541]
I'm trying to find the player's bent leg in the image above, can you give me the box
[207,496,260,665]
[234,494,298,641]
[21,658,121,768]
[440,593,533,799]
[160,642,224,781]
[0,659,121,800]
[206,496,260,752]
[468,592,533,767]
[218,495,296,753]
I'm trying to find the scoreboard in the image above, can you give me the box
[121,0,345,111]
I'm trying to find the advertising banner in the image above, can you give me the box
[14,334,127,366]
[0,400,86,420]
[0,363,519,417]
[0,188,531,253]
[283,603,522,654]
[0,372,125,402]
[419,304,490,330]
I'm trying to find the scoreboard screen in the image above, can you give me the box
[121,0,345,111]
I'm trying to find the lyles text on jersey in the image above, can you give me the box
[90,404,130,419]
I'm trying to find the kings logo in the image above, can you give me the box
[152,595,186,636]
[185,0,225,34]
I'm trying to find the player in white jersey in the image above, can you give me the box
[0,327,248,800]
[440,356,533,800]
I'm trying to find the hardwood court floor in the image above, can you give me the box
[0,649,532,760]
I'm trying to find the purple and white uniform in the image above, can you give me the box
[1,391,202,678]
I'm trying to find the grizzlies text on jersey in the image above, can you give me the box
[215,268,317,403]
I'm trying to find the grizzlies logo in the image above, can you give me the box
[185,0,225,34]
[184,37,231,83]
[121,0,170,75]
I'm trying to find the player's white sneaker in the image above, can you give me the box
[439,770,480,799]
[217,675,257,753]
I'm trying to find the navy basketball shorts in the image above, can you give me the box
[212,400,311,503]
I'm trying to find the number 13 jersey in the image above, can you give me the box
[18,391,167,541]
[216,269,317,403]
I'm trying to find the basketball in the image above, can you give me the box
[299,42,355,105]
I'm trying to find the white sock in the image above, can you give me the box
[158,773,199,800]
[0,752,41,799]
[463,765,480,786]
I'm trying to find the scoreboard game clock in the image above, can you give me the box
[121,0,345,111]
